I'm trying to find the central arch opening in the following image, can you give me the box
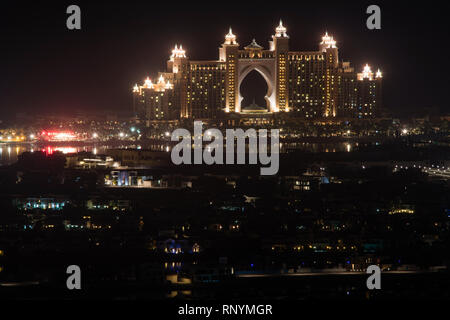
[239,70,269,111]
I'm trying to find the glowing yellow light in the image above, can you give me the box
[363,64,372,78]
[170,44,186,60]
[54,147,77,154]
[320,31,337,50]
[357,64,375,81]
[133,84,139,92]
[389,208,414,215]
[143,77,153,88]
[54,132,74,140]
[275,20,288,38]
[376,69,382,78]
[165,80,172,89]
[346,143,351,152]
[224,27,237,45]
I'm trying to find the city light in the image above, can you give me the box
[361,64,373,80]
[376,69,382,78]
[275,20,288,38]
[320,31,337,50]
[224,27,237,45]
[170,44,186,60]
[143,77,153,89]
[41,130,77,141]
[54,147,78,154]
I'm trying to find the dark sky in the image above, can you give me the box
[0,1,448,119]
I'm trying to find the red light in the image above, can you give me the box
[41,130,76,141]
[44,146,53,155]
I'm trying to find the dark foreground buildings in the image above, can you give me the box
[1,140,450,299]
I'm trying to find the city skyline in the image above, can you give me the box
[0,2,448,119]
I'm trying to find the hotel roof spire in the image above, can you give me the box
[275,19,288,38]
[319,31,337,52]
[224,27,237,45]
[170,43,186,60]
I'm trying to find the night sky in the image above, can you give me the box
[0,1,448,119]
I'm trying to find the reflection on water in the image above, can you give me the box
[0,144,109,166]
[0,144,21,166]
[0,142,358,166]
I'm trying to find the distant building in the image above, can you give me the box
[105,149,170,167]
[132,22,383,122]
[355,64,383,118]
[65,153,118,169]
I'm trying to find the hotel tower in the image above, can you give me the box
[133,21,382,122]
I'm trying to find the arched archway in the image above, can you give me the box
[237,62,276,112]
[239,70,268,109]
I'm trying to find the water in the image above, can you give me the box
[0,143,108,166]
[0,141,358,166]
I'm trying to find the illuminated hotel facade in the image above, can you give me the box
[133,21,382,122]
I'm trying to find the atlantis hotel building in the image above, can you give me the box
[133,21,382,122]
